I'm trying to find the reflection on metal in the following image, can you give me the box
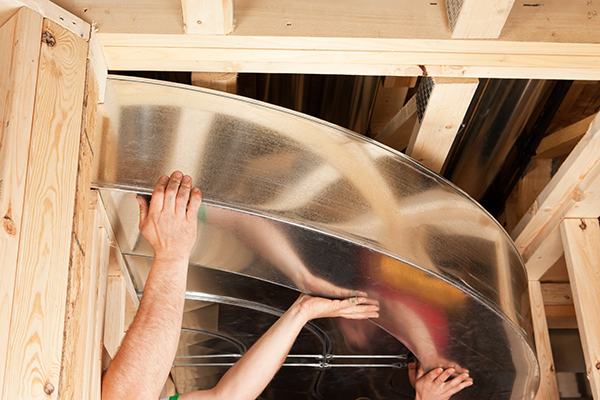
[94,76,539,400]
[444,79,552,202]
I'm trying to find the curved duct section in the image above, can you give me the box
[93,76,539,400]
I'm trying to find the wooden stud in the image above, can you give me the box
[536,113,599,159]
[191,71,237,94]
[561,218,600,399]
[181,0,233,34]
[2,17,88,400]
[447,0,516,39]
[529,280,560,400]
[405,77,478,173]
[514,113,600,278]
[0,7,42,396]
[58,59,99,400]
[104,274,127,358]
[373,94,416,151]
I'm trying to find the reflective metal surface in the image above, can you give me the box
[93,76,539,399]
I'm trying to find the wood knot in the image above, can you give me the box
[41,30,56,47]
[579,219,587,230]
[3,215,16,236]
[596,361,600,370]
[44,382,54,395]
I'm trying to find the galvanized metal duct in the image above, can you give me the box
[443,79,572,216]
[93,76,539,400]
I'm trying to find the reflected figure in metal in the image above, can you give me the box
[94,76,539,400]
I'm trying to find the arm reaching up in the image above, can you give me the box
[102,172,202,400]
[181,294,379,400]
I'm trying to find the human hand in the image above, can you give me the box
[296,293,379,322]
[409,363,472,400]
[137,171,203,262]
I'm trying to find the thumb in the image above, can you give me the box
[137,195,149,223]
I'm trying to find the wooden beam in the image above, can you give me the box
[2,16,88,399]
[561,218,600,399]
[97,33,600,79]
[0,0,90,39]
[513,113,600,278]
[0,7,42,396]
[191,71,237,94]
[406,77,478,173]
[447,0,516,39]
[373,93,416,150]
[181,0,233,34]
[536,113,599,159]
[529,281,560,400]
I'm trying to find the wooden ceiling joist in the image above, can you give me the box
[180,0,233,34]
[97,34,600,80]
[447,0,516,39]
[405,77,478,173]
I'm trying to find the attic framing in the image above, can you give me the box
[1,0,600,399]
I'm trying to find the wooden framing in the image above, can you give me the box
[536,113,599,159]
[514,112,600,277]
[181,0,233,34]
[447,0,516,39]
[561,218,600,399]
[1,1,600,399]
[2,13,88,398]
[529,280,560,400]
[373,95,417,152]
[0,7,42,397]
[405,77,478,173]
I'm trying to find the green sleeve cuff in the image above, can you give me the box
[170,395,181,400]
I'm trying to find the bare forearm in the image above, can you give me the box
[102,256,189,400]
[182,299,309,400]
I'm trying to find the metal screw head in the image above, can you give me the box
[197,20,202,25]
